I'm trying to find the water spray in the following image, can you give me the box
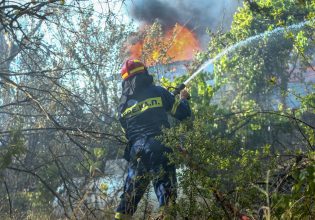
[172,19,314,96]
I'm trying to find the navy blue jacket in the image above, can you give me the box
[119,84,191,143]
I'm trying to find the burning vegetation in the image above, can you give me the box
[127,23,201,66]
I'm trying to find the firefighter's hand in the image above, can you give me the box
[180,89,190,100]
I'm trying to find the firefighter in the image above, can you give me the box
[115,59,191,220]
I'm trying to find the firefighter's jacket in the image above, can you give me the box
[119,84,191,144]
[117,73,189,214]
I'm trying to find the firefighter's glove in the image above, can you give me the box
[180,89,190,100]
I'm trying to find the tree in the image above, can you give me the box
[0,1,132,218]
[210,0,315,110]
[161,0,315,219]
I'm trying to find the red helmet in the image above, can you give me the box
[121,59,147,80]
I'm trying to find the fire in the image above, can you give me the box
[128,24,200,66]
[166,24,200,62]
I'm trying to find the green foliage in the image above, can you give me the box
[159,1,315,219]
[162,103,314,218]
[162,109,279,218]
[272,153,315,219]
[300,85,315,113]
[207,0,315,110]
[0,129,26,171]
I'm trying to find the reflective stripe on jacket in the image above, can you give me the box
[119,85,191,143]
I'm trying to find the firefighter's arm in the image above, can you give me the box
[171,90,191,120]
[159,86,191,120]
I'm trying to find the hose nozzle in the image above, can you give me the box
[172,83,186,96]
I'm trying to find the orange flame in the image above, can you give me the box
[129,24,200,66]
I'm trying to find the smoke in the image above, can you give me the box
[127,0,241,47]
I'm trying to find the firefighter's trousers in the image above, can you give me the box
[116,136,177,216]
